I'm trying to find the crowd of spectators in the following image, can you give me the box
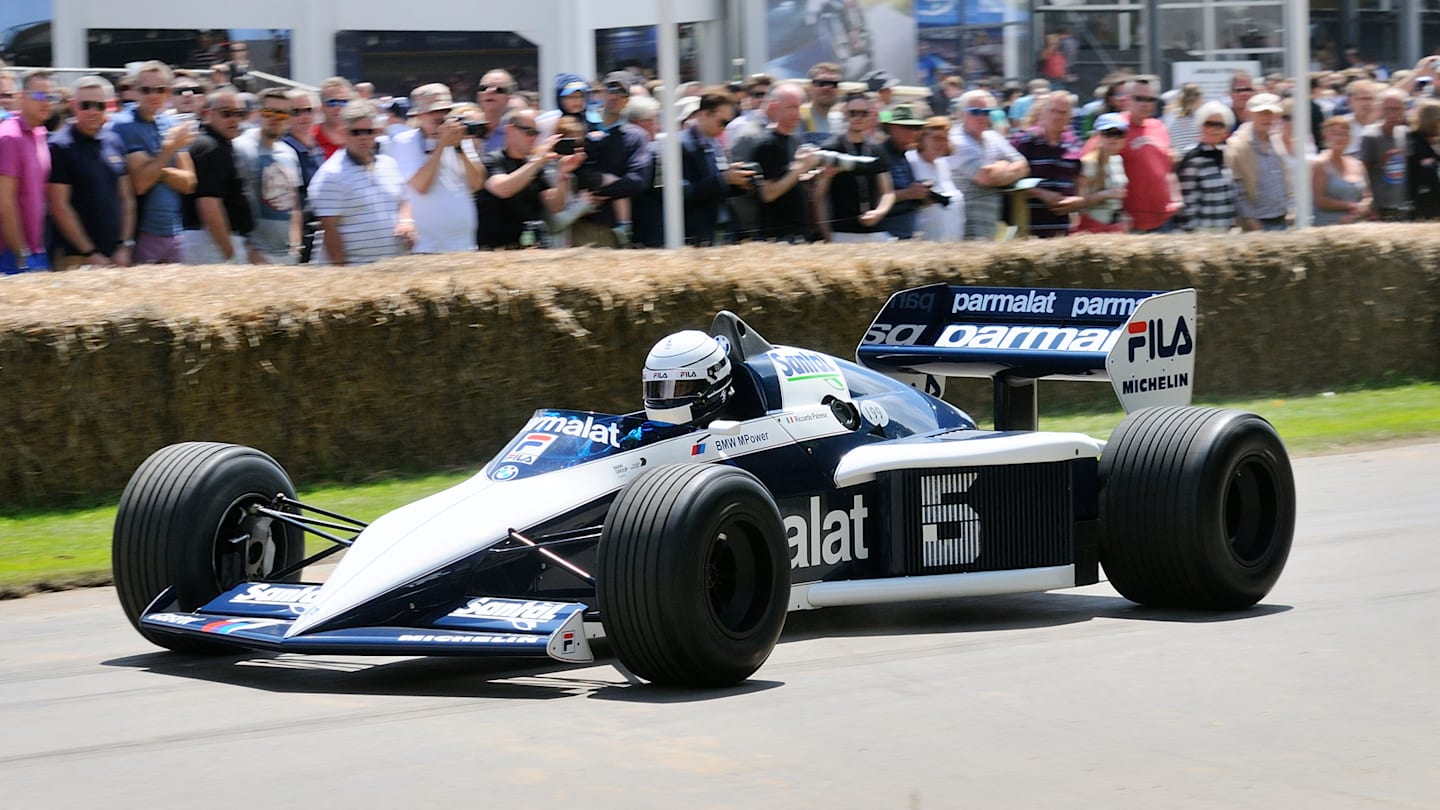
[5,51,1440,273]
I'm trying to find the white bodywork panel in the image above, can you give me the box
[834,431,1104,487]
[790,565,1078,610]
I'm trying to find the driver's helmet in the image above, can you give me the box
[643,330,733,425]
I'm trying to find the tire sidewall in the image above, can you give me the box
[1187,414,1294,600]
[657,470,788,667]
[171,452,301,611]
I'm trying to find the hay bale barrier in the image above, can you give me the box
[2,226,1437,510]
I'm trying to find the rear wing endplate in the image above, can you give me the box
[856,284,1196,428]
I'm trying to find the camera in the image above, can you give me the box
[926,188,951,207]
[810,148,879,172]
[460,118,490,138]
[555,137,578,156]
[732,161,764,189]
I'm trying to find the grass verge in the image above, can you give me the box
[3,382,1436,598]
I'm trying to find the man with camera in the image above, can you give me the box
[680,90,756,246]
[476,108,586,249]
[813,93,894,243]
[749,82,823,242]
[388,83,487,253]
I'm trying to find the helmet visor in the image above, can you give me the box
[644,377,710,407]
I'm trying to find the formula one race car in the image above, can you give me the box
[113,284,1296,687]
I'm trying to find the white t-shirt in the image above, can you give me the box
[906,150,965,242]
[308,150,407,265]
[387,126,478,253]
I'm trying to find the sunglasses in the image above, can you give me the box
[605,85,627,95]
[1202,120,1228,129]
[216,109,248,119]
[750,90,768,98]
[965,107,993,116]
[291,107,314,114]
[140,85,169,95]
[28,91,64,103]
[0,93,11,100]
[348,127,377,136]
[1132,95,1157,103]
[261,108,290,119]
[479,85,511,94]
[324,98,349,108]
[813,79,840,88]
[514,125,540,136]
[1101,129,1125,137]
[1232,87,1255,93]
[173,87,200,96]
[847,109,871,117]
[77,100,107,112]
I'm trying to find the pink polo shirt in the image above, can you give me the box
[0,115,51,253]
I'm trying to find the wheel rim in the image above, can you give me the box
[704,515,773,638]
[1223,454,1280,565]
[211,494,287,591]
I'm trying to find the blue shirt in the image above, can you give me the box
[111,110,185,237]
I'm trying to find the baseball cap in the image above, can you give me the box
[863,69,900,93]
[559,80,591,97]
[885,103,926,127]
[603,70,636,90]
[1094,112,1128,133]
[409,83,453,116]
[1246,93,1284,114]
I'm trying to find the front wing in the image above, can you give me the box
[139,584,594,663]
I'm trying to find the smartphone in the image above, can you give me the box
[555,137,578,156]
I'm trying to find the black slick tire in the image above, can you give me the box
[112,442,304,652]
[1099,407,1295,609]
[597,464,789,687]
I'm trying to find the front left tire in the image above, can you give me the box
[113,442,305,652]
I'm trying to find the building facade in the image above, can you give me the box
[34,0,1440,96]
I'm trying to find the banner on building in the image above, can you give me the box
[765,0,918,83]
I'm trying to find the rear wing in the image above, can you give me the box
[856,284,1195,429]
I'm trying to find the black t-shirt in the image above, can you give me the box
[182,125,254,235]
[820,134,890,233]
[476,150,551,248]
[750,128,808,241]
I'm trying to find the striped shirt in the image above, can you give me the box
[309,150,407,264]
[1163,111,1202,158]
[1177,143,1236,231]
[1012,126,1082,238]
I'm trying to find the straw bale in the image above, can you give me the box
[1,227,1437,509]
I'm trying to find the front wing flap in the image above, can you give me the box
[139,584,593,663]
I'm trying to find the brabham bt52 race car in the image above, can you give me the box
[113,284,1296,687]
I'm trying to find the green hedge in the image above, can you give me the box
[2,226,1437,509]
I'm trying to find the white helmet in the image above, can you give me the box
[643,330,733,425]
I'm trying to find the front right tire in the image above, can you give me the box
[597,464,790,687]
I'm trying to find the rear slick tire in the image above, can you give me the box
[112,442,304,653]
[597,464,789,687]
[1099,407,1295,610]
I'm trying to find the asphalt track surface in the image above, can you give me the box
[2,443,1437,809]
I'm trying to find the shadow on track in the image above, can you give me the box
[100,590,1289,700]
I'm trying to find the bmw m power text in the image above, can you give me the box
[113,284,1295,687]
